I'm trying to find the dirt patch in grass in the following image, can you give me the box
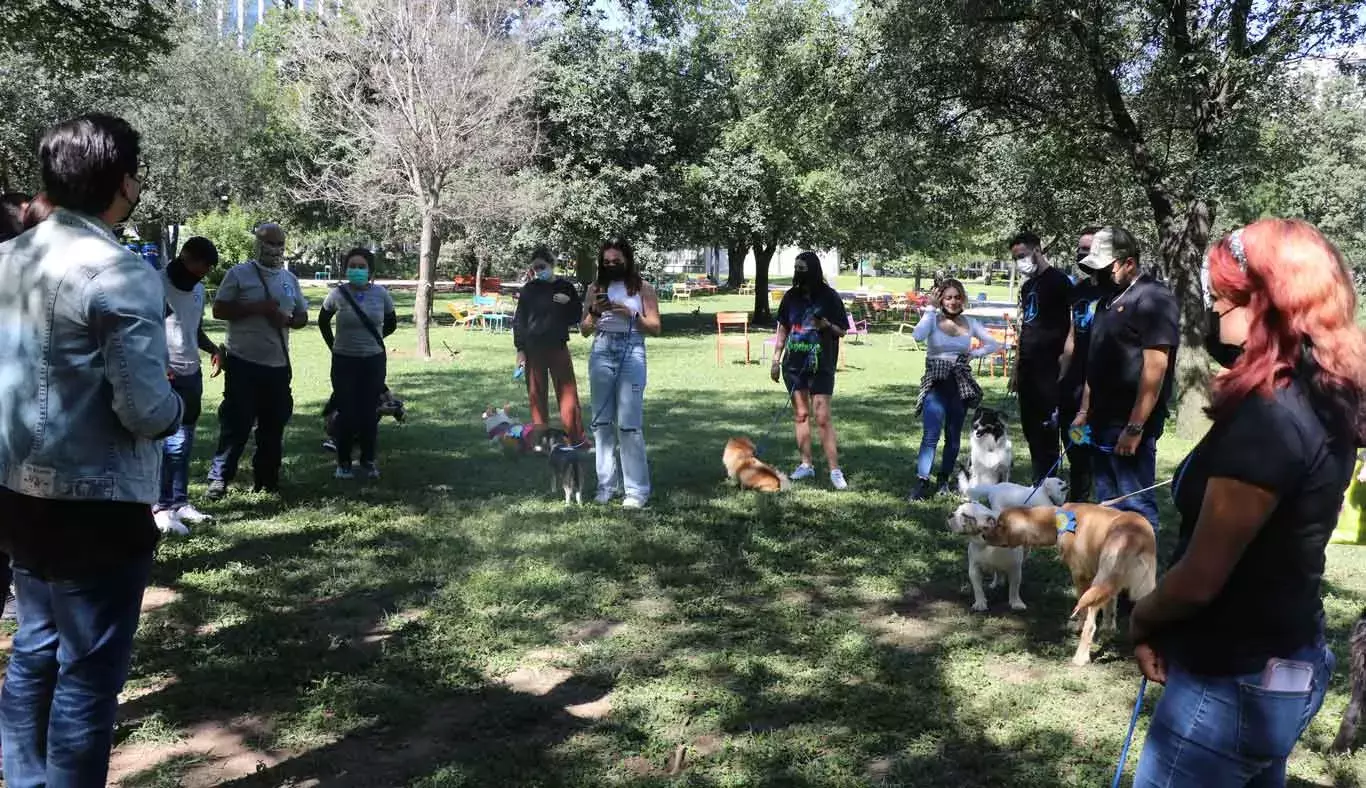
[109,715,292,787]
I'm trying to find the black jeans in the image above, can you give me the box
[208,355,294,490]
[1017,359,1062,483]
[330,352,386,466]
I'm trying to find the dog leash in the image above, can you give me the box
[1020,453,1065,505]
[1099,479,1172,507]
[1111,676,1148,788]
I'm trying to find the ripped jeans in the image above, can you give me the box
[589,331,650,501]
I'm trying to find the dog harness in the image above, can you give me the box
[1055,510,1079,536]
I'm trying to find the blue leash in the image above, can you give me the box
[1112,676,1148,788]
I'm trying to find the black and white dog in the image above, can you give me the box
[957,408,1014,491]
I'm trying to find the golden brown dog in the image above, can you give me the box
[978,503,1157,665]
[722,437,790,493]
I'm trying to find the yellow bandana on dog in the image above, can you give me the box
[1056,510,1078,535]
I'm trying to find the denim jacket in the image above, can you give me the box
[0,209,183,503]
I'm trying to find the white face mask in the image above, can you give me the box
[1015,255,1037,277]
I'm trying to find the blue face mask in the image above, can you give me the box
[535,267,553,282]
[346,267,369,286]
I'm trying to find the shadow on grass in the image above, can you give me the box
[119,339,1321,786]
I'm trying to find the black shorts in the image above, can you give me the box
[784,366,835,396]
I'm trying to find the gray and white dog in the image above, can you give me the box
[537,429,585,505]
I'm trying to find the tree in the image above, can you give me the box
[116,13,303,256]
[866,1,1366,434]
[286,0,540,359]
[0,0,172,73]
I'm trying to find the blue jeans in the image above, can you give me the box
[590,332,650,501]
[1,554,153,788]
[158,370,203,510]
[917,378,966,481]
[209,355,293,490]
[331,352,386,466]
[1092,422,1160,530]
[1135,639,1335,787]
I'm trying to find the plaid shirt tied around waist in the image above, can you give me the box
[915,354,982,415]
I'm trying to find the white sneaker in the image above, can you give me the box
[829,468,849,490]
[622,497,647,509]
[790,463,816,481]
[335,466,354,480]
[361,462,380,479]
[175,504,213,524]
[154,509,189,536]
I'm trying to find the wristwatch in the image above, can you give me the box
[1123,422,1144,436]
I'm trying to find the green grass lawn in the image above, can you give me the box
[94,291,1366,787]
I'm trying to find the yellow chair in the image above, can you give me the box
[445,301,482,330]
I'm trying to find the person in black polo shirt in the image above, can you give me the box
[1073,227,1178,530]
[1129,219,1366,785]
[1056,226,1106,502]
[1009,231,1074,483]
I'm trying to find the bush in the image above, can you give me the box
[185,204,266,286]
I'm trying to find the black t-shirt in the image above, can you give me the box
[777,285,849,375]
[0,487,159,580]
[1060,280,1107,403]
[1085,274,1180,432]
[1160,382,1355,675]
[1017,267,1073,371]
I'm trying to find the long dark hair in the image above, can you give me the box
[596,238,642,296]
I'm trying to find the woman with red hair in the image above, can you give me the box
[1130,219,1366,786]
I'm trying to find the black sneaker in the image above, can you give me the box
[907,477,933,502]
[322,438,337,453]
[206,480,228,501]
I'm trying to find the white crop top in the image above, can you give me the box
[912,309,1002,360]
[596,281,644,334]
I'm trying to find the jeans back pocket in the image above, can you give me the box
[1235,682,1313,761]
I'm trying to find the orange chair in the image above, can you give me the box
[716,312,751,365]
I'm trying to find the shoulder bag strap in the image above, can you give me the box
[336,285,385,350]
[252,263,293,376]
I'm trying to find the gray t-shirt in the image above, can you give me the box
[163,270,207,376]
[322,284,395,357]
[215,261,309,368]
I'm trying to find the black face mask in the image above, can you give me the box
[166,258,203,292]
[1089,267,1114,290]
[599,262,624,281]
[1204,307,1243,369]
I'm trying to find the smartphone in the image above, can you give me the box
[1261,657,1314,692]
[596,290,610,304]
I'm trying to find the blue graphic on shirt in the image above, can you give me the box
[1072,298,1099,333]
[1022,292,1039,324]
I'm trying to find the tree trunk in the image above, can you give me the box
[726,239,748,289]
[475,251,486,297]
[416,209,437,360]
[1156,200,1217,440]
[575,246,594,285]
[752,237,778,323]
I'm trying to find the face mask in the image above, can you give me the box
[534,267,553,282]
[346,267,369,286]
[166,258,203,291]
[599,261,624,281]
[257,240,285,268]
[1090,265,1116,290]
[1014,254,1037,277]
[1204,307,1243,369]
[114,179,140,226]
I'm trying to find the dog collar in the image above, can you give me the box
[1055,510,1078,535]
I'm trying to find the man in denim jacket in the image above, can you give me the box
[0,114,182,787]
